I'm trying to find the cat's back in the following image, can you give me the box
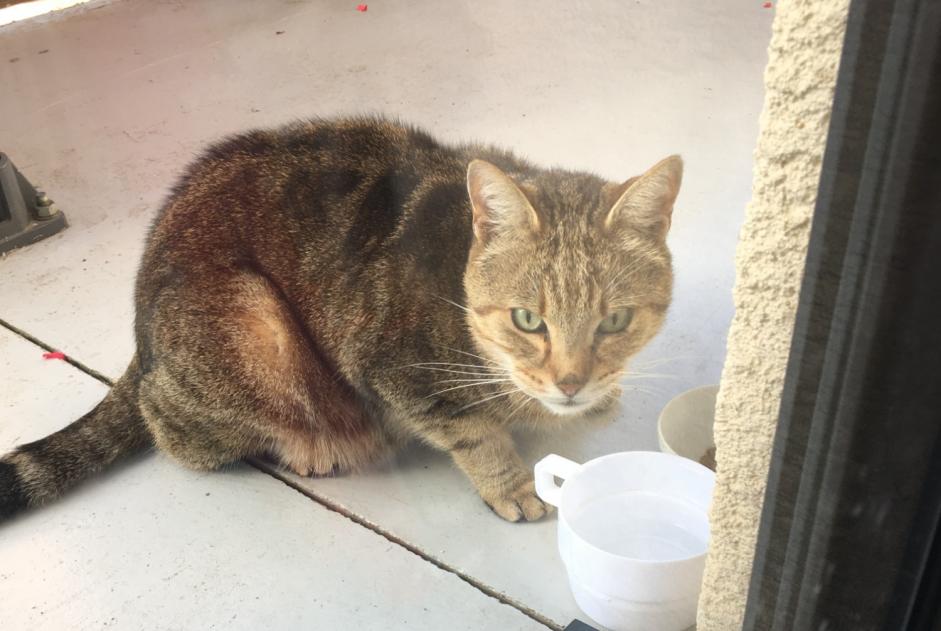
[149,117,464,248]
[271,117,470,241]
[142,116,534,302]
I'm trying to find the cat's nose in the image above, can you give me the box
[556,375,585,398]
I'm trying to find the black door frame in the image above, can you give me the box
[742,0,941,629]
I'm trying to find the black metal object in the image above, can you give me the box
[743,0,941,629]
[0,152,67,254]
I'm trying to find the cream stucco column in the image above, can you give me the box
[696,1,851,629]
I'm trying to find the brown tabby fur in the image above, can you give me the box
[0,116,681,522]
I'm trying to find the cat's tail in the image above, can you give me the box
[0,358,152,521]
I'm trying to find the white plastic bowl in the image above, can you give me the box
[657,385,718,465]
[534,451,715,631]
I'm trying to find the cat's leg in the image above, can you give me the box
[138,371,254,471]
[273,423,391,478]
[138,269,385,476]
[423,422,548,522]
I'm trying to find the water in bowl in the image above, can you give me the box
[569,491,708,561]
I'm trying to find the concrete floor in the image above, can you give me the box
[0,1,772,629]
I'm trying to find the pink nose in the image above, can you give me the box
[556,378,585,398]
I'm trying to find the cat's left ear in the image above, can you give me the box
[466,160,541,244]
[604,155,683,240]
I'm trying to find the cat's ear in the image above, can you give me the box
[466,160,541,243]
[603,155,683,240]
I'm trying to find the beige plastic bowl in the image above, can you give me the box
[657,385,718,465]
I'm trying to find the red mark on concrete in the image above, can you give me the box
[42,351,66,360]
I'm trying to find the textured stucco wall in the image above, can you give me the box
[697,1,850,629]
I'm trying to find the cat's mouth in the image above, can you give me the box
[510,373,610,416]
[511,375,603,416]
[539,397,598,416]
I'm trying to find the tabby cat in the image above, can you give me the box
[0,117,681,522]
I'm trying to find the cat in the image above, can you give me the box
[0,117,681,523]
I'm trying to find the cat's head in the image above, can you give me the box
[463,156,681,417]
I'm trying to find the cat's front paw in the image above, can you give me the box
[483,477,551,523]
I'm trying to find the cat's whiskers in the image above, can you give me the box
[433,295,471,314]
[396,364,507,377]
[507,393,535,420]
[607,368,672,397]
[433,377,515,384]
[457,387,522,413]
[433,344,503,368]
[598,388,624,409]
[630,354,697,370]
[618,370,678,381]
[424,380,515,399]
[623,383,659,392]
[411,361,510,373]
[616,380,663,396]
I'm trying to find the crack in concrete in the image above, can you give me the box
[0,317,114,386]
[254,459,562,631]
[0,317,562,630]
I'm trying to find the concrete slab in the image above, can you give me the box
[0,328,546,630]
[1,0,772,626]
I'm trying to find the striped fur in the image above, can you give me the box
[0,117,680,522]
[1,363,149,518]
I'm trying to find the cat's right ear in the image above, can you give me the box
[466,160,541,244]
[604,155,683,240]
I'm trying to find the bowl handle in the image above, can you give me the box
[534,454,582,507]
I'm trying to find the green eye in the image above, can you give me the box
[511,308,546,333]
[598,309,633,334]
